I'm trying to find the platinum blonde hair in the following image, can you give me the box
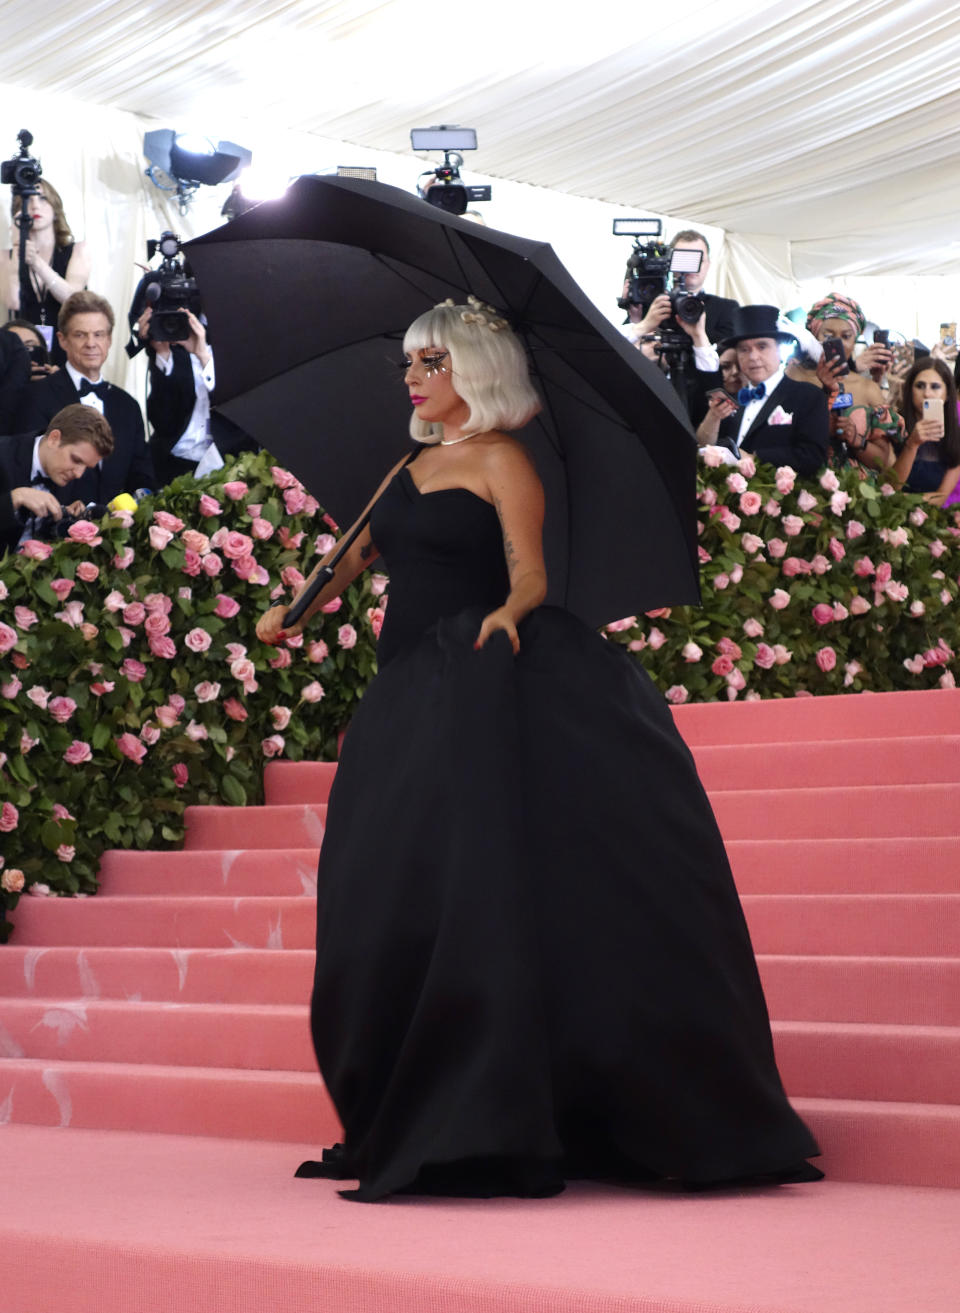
[403,299,541,444]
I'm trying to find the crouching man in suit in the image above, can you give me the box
[0,404,113,555]
[696,304,829,476]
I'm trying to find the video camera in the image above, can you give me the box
[411,126,492,217]
[613,218,706,346]
[1,129,42,200]
[128,231,203,345]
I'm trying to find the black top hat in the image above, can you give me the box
[720,304,797,351]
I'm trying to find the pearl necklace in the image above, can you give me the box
[439,432,478,446]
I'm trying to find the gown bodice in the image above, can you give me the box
[370,464,510,665]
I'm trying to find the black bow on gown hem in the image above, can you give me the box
[298,466,821,1202]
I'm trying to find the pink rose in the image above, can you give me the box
[337,624,358,649]
[681,641,702,663]
[14,605,38,629]
[116,732,147,764]
[50,578,74,601]
[1,869,25,894]
[321,597,342,614]
[874,561,893,585]
[20,730,38,753]
[370,573,389,597]
[315,533,337,555]
[281,566,306,591]
[261,734,286,758]
[605,617,637,633]
[301,681,325,702]
[884,581,909,603]
[278,527,305,550]
[940,672,957,689]
[283,487,307,515]
[270,706,292,730]
[0,802,19,831]
[711,655,734,677]
[195,681,221,703]
[665,685,689,705]
[712,572,730,590]
[210,528,229,549]
[140,724,161,746]
[246,503,263,519]
[2,676,22,698]
[764,499,781,517]
[214,593,241,619]
[307,640,329,663]
[178,587,192,600]
[114,546,136,569]
[0,622,18,655]
[19,538,54,560]
[104,590,126,612]
[909,508,928,527]
[184,627,212,653]
[155,704,180,728]
[225,643,247,662]
[738,491,762,517]
[222,480,249,501]
[774,467,796,494]
[781,557,807,578]
[819,469,840,493]
[223,697,248,722]
[185,720,208,742]
[810,555,831,576]
[67,519,102,545]
[843,660,863,687]
[26,685,50,709]
[181,529,210,555]
[716,636,742,659]
[909,600,926,617]
[269,647,292,670]
[849,595,871,615]
[270,466,299,489]
[169,694,186,713]
[782,514,803,537]
[797,490,818,512]
[700,486,717,507]
[769,589,791,610]
[251,517,275,540]
[55,601,86,628]
[198,493,222,517]
[828,537,846,562]
[121,658,148,683]
[231,554,259,582]
[726,668,746,692]
[56,845,76,863]
[773,644,792,665]
[230,657,258,692]
[930,538,947,559]
[754,643,776,669]
[76,561,100,582]
[153,510,184,532]
[123,602,146,626]
[646,627,667,650]
[726,472,747,494]
[815,646,837,673]
[48,696,77,724]
[144,612,171,637]
[80,623,99,642]
[182,549,203,577]
[172,763,189,789]
[149,635,177,659]
[766,538,787,559]
[148,525,174,551]
[199,552,222,577]
[832,602,849,621]
[811,603,834,626]
[741,533,764,555]
[700,446,724,468]
[742,618,764,638]
[90,681,115,696]
[903,654,925,675]
[829,491,852,515]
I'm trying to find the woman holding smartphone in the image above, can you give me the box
[892,357,960,504]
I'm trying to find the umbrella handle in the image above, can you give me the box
[284,565,336,628]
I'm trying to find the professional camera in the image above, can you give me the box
[1,129,42,199]
[614,218,706,331]
[34,503,110,541]
[129,231,203,343]
[411,125,492,216]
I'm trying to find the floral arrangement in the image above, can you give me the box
[604,451,960,702]
[0,449,384,940]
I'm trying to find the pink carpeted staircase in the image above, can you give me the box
[2,687,959,1313]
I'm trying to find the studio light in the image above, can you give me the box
[144,129,252,214]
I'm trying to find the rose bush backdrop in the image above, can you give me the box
[1,446,958,938]
[0,449,384,940]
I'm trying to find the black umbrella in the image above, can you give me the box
[185,175,700,627]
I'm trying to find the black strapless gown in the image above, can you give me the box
[299,464,821,1200]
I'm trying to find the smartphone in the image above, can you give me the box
[940,322,956,349]
[923,397,945,433]
[873,329,890,346]
[821,335,849,375]
[705,387,738,412]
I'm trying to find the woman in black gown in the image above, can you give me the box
[256,299,822,1201]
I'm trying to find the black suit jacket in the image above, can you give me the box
[704,293,739,347]
[0,430,74,555]
[0,332,30,436]
[718,375,829,476]
[13,368,154,504]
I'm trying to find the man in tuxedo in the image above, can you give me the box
[13,289,154,502]
[668,230,739,345]
[0,404,113,554]
[697,304,829,475]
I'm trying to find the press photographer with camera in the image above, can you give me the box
[1,131,91,370]
[13,289,154,503]
[0,403,112,555]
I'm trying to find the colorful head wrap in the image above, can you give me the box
[806,294,866,339]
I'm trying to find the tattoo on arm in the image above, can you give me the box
[493,494,518,578]
[359,541,376,561]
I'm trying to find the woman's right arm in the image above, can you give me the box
[890,417,943,489]
[255,454,409,645]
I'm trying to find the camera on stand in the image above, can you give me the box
[1,129,42,196]
[127,231,203,348]
[411,126,492,217]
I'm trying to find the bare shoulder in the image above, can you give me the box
[478,432,540,481]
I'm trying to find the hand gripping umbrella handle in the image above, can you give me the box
[283,563,336,628]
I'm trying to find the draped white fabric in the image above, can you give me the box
[0,0,958,384]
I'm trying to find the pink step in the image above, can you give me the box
[770,1020,960,1105]
[0,1057,339,1143]
[98,848,319,897]
[0,946,314,1005]
[184,803,327,849]
[712,784,960,839]
[672,687,960,745]
[263,760,337,805]
[757,955,960,1025]
[0,998,315,1072]
[741,895,960,956]
[693,735,960,790]
[794,1096,960,1189]
[727,837,960,893]
[9,895,316,949]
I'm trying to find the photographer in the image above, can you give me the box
[0,403,112,554]
[2,179,90,369]
[13,290,154,503]
[622,230,737,349]
[0,324,30,434]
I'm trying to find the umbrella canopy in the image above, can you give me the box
[185,175,700,627]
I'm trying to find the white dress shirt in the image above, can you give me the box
[66,361,106,415]
[155,346,223,474]
[738,364,784,444]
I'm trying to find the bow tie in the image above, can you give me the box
[78,378,108,398]
[32,473,55,492]
[738,383,766,405]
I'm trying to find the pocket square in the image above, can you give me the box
[768,406,793,426]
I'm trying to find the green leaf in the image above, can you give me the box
[220,774,247,807]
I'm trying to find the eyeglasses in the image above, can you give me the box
[67,330,111,343]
